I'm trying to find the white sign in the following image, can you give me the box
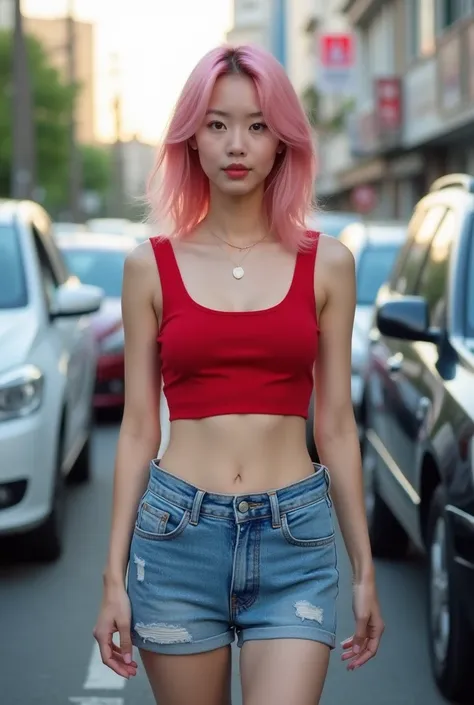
[318,33,356,96]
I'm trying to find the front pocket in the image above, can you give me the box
[135,491,190,541]
[280,496,335,547]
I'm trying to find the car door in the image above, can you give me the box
[369,203,447,528]
[31,222,94,466]
[400,208,457,495]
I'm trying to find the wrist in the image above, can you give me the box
[103,566,126,589]
[352,559,375,585]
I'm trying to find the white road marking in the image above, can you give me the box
[83,641,127,690]
[69,698,124,705]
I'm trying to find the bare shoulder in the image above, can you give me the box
[123,240,159,287]
[314,234,356,313]
[317,233,355,275]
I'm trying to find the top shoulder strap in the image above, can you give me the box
[149,236,188,310]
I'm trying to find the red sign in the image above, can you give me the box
[320,33,354,68]
[351,185,377,214]
[375,78,402,133]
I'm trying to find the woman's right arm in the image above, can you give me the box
[94,244,162,677]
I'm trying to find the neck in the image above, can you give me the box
[204,185,274,246]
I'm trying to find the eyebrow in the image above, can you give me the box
[206,109,263,118]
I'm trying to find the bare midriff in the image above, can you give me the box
[159,414,314,494]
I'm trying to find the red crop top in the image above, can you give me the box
[151,234,320,421]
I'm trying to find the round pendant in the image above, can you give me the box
[233,266,244,280]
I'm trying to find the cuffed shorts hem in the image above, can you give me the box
[236,626,336,650]
[131,629,235,655]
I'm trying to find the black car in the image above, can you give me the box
[362,174,474,703]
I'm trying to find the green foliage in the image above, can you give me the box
[0,29,76,205]
[80,143,111,195]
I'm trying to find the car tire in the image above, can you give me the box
[68,435,91,485]
[427,485,474,704]
[362,430,409,559]
[30,431,66,562]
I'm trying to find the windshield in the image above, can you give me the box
[62,248,126,298]
[357,245,400,305]
[467,228,474,338]
[0,224,28,309]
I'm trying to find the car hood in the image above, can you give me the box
[90,297,122,339]
[0,309,38,373]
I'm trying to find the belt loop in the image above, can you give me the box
[268,491,281,528]
[190,490,205,526]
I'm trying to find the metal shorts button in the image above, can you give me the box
[238,500,249,513]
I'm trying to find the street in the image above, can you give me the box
[0,417,450,705]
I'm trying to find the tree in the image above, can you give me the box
[0,29,76,206]
[80,143,111,196]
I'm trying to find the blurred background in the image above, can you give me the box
[1,1,474,705]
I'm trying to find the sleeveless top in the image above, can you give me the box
[150,233,320,421]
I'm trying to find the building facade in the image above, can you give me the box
[226,0,271,49]
[23,16,96,145]
[315,0,474,219]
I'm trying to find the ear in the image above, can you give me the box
[189,136,198,150]
[276,143,285,155]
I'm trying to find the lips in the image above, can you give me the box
[223,165,250,179]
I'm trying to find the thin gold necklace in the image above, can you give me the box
[210,230,267,279]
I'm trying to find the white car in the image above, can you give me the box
[0,200,103,561]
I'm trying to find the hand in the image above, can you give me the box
[93,584,138,679]
[341,579,384,670]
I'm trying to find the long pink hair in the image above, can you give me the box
[146,44,317,251]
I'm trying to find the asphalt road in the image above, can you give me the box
[0,417,451,705]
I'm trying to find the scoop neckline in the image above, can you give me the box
[166,240,301,316]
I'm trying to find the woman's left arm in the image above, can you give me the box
[313,236,385,670]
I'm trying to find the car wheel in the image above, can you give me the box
[427,485,474,703]
[362,430,409,559]
[68,435,91,485]
[30,432,66,562]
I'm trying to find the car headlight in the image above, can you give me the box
[100,326,124,355]
[0,364,44,421]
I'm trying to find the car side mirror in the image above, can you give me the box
[376,297,440,344]
[50,282,103,318]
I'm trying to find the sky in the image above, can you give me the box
[23,0,234,144]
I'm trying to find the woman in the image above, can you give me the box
[93,44,384,705]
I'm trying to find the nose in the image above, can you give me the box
[226,127,247,157]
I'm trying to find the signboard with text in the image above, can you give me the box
[318,33,355,96]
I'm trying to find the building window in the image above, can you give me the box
[437,0,474,30]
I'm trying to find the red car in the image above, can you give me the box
[59,233,137,409]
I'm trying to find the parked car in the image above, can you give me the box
[306,221,406,461]
[306,210,361,237]
[0,199,103,561]
[363,174,474,703]
[52,222,89,237]
[86,218,133,236]
[58,234,136,409]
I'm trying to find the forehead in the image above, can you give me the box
[208,74,261,114]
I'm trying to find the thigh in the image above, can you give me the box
[240,639,330,705]
[141,645,232,705]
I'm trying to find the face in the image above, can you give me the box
[192,74,282,196]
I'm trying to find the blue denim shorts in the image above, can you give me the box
[127,460,339,655]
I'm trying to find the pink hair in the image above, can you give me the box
[146,44,317,251]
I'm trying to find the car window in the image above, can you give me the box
[61,248,127,298]
[0,224,28,309]
[466,220,474,338]
[392,205,447,294]
[32,227,59,308]
[416,209,456,327]
[356,245,401,305]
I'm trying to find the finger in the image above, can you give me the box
[96,635,131,679]
[111,642,138,666]
[352,618,369,654]
[340,636,353,650]
[349,631,382,670]
[117,622,134,665]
